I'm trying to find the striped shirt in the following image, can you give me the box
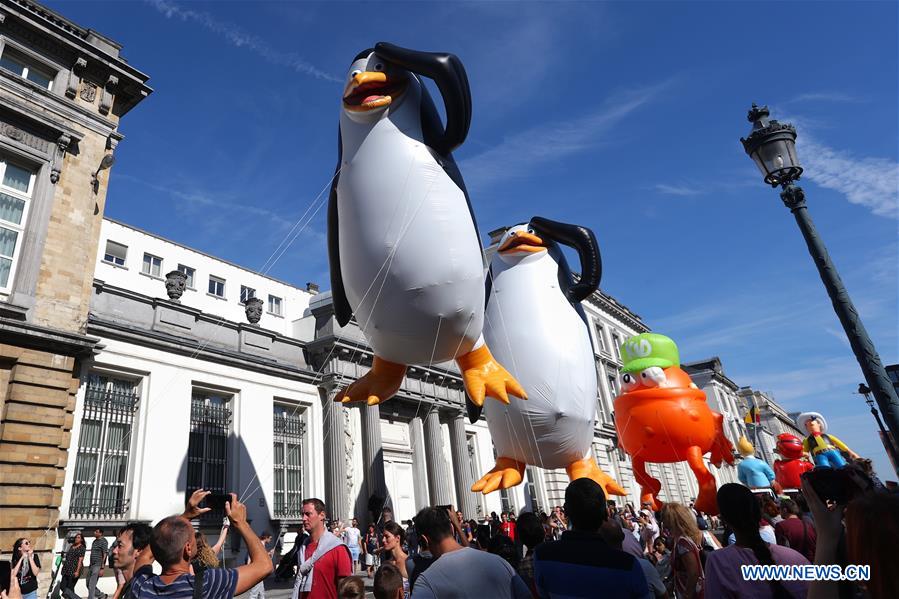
[90,538,109,568]
[131,568,238,599]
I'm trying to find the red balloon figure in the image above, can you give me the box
[773,433,814,491]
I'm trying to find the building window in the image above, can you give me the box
[611,333,622,360]
[0,46,55,90]
[0,158,35,291]
[240,285,256,304]
[273,404,305,518]
[188,389,232,521]
[596,363,611,423]
[466,433,485,517]
[141,253,162,277]
[594,321,607,353]
[177,264,195,288]
[608,373,620,397]
[208,276,225,298]
[70,373,139,518]
[103,241,127,266]
[268,294,282,316]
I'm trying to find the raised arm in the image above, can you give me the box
[447,507,469,548]
[227,494,274,595]
[211,524,230,555]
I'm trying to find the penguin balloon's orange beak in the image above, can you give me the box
[343,71,406,112]
[498,231,545,254]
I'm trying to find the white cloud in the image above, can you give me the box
[796,135,899,218]
[786,92,865,105]
[460,81,672,190]
[146,0,340,82]
[653,183,703,197]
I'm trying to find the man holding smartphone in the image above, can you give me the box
[129,491,272,599]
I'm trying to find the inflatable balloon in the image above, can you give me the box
[773,433,814,490]
[474,218,625,496]
[328,42,525,407]
[736,436,775,489]
[613,333,734,515]
[796,412,859,468]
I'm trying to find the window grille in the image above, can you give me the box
[70,374,139,518]
[273,405,305,518]
[187,391,232,521]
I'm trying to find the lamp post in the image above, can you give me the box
[858,383,899,474]
[740,104,899,477]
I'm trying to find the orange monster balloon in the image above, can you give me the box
[614,333,734,515]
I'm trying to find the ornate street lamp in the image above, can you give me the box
[741,104,899,477]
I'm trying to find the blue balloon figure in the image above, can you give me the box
[737,436,775,488]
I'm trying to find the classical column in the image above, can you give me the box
[423,407,454,505]
[410,416,429,511]
[361,404,389,513]
[320,384,348,521]
[448,411,477,519]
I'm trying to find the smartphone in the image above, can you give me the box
[436,505,453,512]
[802,468,863,505]
[0,561,11,594]
[202,492,230,511]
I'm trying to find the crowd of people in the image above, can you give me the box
[3,467,898,599]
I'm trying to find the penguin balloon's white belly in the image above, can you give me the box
[483,255,596,470]
[337,115,484,365]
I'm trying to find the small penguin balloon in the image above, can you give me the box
[328,43,526,408]
[476,217,625,497]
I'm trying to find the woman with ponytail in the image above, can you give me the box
[705,483,809,598]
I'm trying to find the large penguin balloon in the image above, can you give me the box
[473,217,626,497]
[329,43,526,408]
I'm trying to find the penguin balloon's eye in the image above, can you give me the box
[527,228,535,235]
[620,372,640,392]
[374,63,384,71]
[350,69,362,78]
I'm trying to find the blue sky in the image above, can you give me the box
[52,1,898,478]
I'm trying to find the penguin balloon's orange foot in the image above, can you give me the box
[566,456,627,496]
[338,356,407,406]
[456,345,527,406]
[471,457,525,494]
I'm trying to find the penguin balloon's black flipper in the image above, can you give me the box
[374,42,471,155]
[530,217,602,304]
[466,395,483,424]
[328,133,353,328]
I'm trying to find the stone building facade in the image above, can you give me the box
[682,358,749,487]
[0,0,149,590]
[738,386,804,466]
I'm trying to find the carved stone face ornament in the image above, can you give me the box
[245,297,263,324]
[164,270,187,302]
